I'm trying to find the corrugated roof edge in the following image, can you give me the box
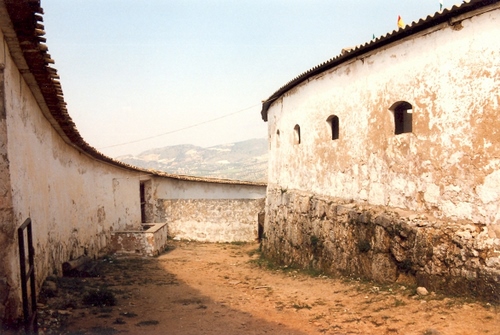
[0,0,265,187]
[260,0,499,122]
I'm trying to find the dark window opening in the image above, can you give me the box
[390,101,413,135]
[140,182,146,223]
[257,212,265,242]
[327,115,339,140]
[294,124,301,144]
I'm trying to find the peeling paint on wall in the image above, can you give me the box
[263,6,500,298]
[0,29,144,323]
[0,47,20,325]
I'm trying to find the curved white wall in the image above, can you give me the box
[267,8,500,225]
[0,29,142,321]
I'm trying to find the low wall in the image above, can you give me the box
[262,188,500,302]
[110,223,168,256]
[163,198,265,242]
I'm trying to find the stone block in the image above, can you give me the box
[336,204,355,216]
[299,196,311,213]
[371,253,397,283]
[357,211,371,224]
[372,225,391,253]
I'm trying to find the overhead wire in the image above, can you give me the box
[99,104,259,150]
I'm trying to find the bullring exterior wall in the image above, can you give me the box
[0,16,267,325]
[0,28,143,323]
[262,4,500,300]
[0,1,266,326]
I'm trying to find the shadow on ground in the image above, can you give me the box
[37,247,308,335]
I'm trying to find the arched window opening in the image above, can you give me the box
[326,115,339,140]
[294,125,301,145]
[390,101,413,135]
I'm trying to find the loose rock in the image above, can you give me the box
[417,287,429,296]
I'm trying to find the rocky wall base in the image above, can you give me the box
[162,198,265,243]
[262,188,500,302]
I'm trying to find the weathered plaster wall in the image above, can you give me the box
[151,177,266,242]
[263,6,500,297]
[0,47,18,323]
[267,9,500,223]
[0,31,143,323]
[154,177,266,200]
[164,198,265,242]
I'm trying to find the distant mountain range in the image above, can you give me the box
[116,138,268,182]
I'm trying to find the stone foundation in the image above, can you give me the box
[163,198,265,242]
[262,188,500,302]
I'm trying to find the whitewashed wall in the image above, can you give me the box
[262,5,500,300]
[0,29,143,322]
[266,8,500,227]
[0,6,268,324]
[154,177,266,200]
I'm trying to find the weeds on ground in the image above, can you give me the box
[113,318,126,325]
[119,312,138,318]
[136,320,159,326]
[247,247,261,257]
[82,288,117,307]
[248,251,328,279]
[394,298,407,307]
[89,326,119,335]
[292,302,312,310]
[229,241,247,246]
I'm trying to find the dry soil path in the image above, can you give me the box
[38,241,499,335]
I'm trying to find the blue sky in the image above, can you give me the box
[41,0,463,157]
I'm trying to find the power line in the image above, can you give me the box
[99,104,259,150]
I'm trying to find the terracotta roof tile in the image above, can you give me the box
[1,0,265,187]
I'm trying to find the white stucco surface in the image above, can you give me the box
[266,7,500,225]
[154,177,266,200]
[0,27,144,320]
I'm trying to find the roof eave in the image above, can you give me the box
[260,0,500,122]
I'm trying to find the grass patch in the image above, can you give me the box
[292,302,312,310]
[310,313,325,321]
[136,320,159,326]
[313,299,327,306]
[373,306,388,312]
[82,289,117,307]
[247,247,261,257]
[119,312,138,318]
[230,241,247,246]
[89,327,118,335]
[303,266,324,277]
[249,253,326,278]
[394,298,406,307]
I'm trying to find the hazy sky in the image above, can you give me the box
[41,0,463,157]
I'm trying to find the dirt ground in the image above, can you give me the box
[36,241,499,335]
